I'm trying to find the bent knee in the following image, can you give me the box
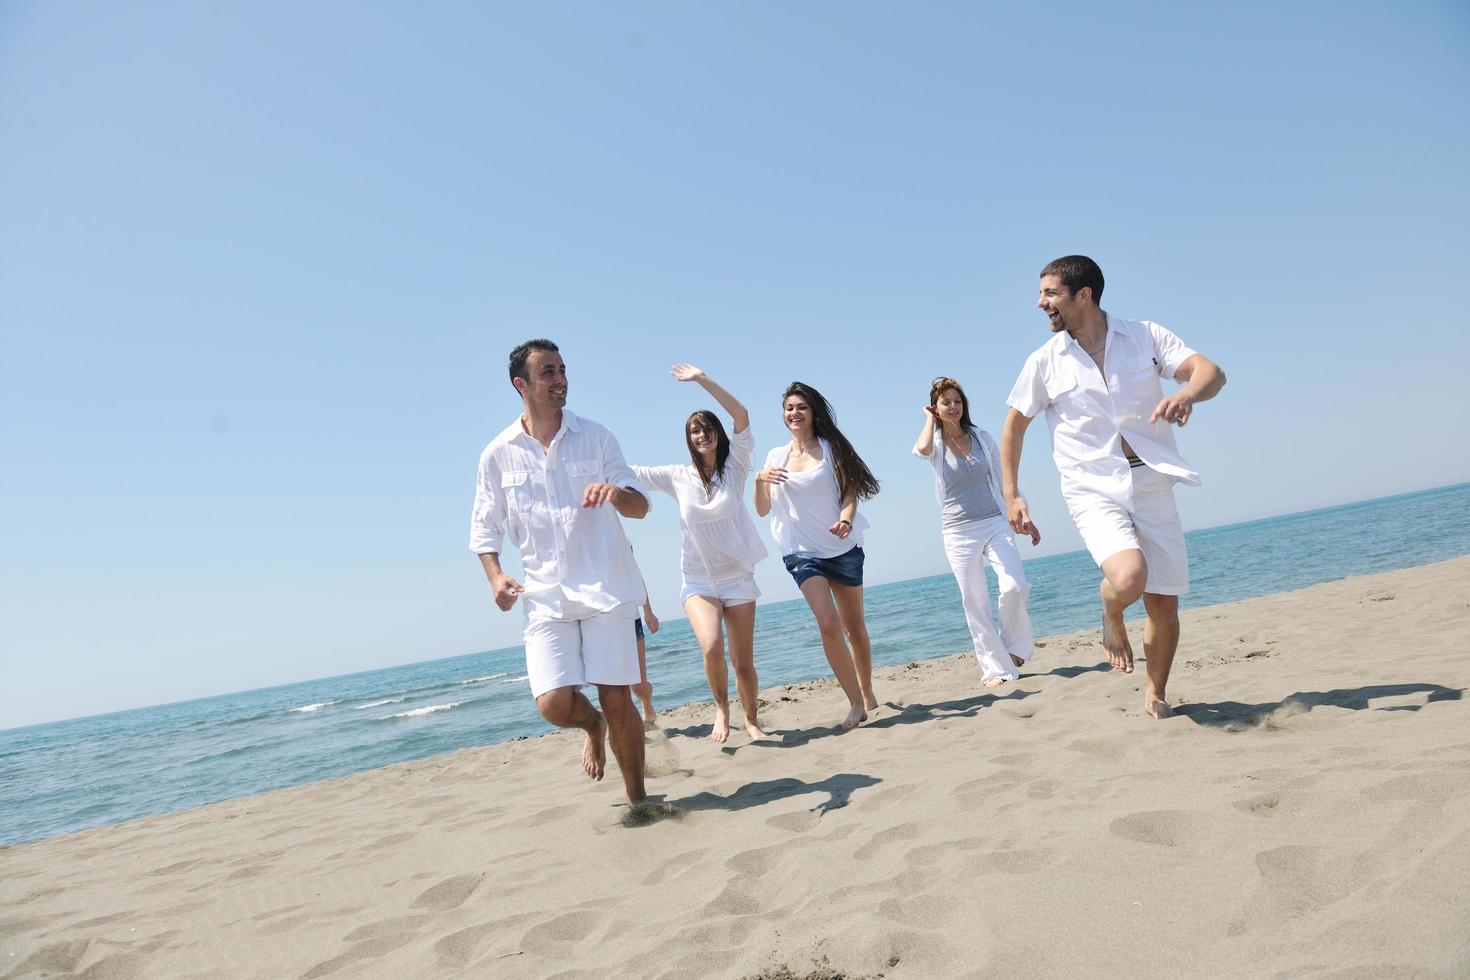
[535,689,577,725]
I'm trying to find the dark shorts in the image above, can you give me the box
[782,546,865,588]
[634,617,645,641]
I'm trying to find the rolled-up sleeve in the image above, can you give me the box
[468,449,506,555]
[1006,352,1049,418]
[600,430,647,508]
[1148,321,1197,379]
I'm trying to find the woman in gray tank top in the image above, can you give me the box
[913,377,1038,686]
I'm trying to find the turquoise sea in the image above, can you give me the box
[2,483,1467,847]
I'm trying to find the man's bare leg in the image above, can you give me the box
[798,578,867,730]
[535,686,606,780]
[685,596,731,743]
[831,582,879,711]
[1098,550,1148,672]
[597,684,647,805]
[1141,592,1180,719]
[724,601,768,740]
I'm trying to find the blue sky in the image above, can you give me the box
[3,1,1468,729]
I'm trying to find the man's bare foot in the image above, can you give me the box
[841,703,868,731]
[710,703,730,744]
[582,713,606,780]
[984,676,1009,689]
[1145,695,1174,719]
[1102,614,1134,672]
[744,718,768,741]
[1011,654,1025,669]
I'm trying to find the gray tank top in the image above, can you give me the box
[940,435,1002,530]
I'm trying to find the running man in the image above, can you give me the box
[1001,256,1226,718]
[470,339,652,803]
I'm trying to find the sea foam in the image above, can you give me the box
[353,697,407,710]
[289,700,341,714]
[381,701,467,719]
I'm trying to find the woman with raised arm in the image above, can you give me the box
[630,364,769,744]
[914,377,1038,687]
[754,382,881,731]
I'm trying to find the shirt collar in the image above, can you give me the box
[508,408,580,446]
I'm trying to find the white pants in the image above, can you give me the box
[943,516,1034,683]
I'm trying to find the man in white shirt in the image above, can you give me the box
[470,339,652,805]
[1001,256,1226,719]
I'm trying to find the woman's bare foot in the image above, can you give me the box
[862,692,879,711]
[841,702,868,731]
[710,703,730,743]
[633,682,656,729]
[1011,654,1026,669]
[983,676,1009,689]
[582,713,607,780]
[1102,614,1134,672]
[744,717,768,741]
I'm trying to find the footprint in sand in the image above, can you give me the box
[765,809,822,834]
[1109,809,1215,848]
[410,872,484,911]
[641,847,711,886]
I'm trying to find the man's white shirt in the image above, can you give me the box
[469,409,647,620]
[1007,314,1199,509]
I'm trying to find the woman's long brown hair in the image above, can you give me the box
[783,381,880,501]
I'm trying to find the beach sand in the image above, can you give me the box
[3,557,1468,979]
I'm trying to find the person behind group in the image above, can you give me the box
[914,377,1039,688]
[469,338,653,806]
[754,381,880,731]
[632,569,659,727]
[630,364,769,744]
[1001,256,1226,719]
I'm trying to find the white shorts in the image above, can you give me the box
[1064,465,1190,596]
[679,569,760,608]
[523,600,642,699]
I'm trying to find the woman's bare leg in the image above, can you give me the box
[722,601,767,739]
[830,582,877,710]
[798,577,866,730]
[684,595,731,743]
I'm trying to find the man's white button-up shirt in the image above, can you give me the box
[469,409,648,621]
[1007,315,1199,509]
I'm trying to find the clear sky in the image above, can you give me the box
[3,1,1468,729]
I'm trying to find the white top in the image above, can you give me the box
[1007,314,1199,508]
[762,438,869,559]
[915,428,1006,530]
[469,409,648,621]
[631,427,768,578]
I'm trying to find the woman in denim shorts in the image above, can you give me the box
[754,381,881,731]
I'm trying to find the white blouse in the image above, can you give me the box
[762,438,869,559]
[631,426,768,578]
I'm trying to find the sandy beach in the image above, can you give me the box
[3,556,1468,979]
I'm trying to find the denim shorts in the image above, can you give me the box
[782,546,865,588]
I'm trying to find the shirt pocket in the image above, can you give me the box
[1043,370,1078,407]
[500,470,532,515]
[1122,356,1164,413]
[565,459,601,500]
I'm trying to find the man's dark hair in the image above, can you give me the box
[1040,255,1104,303]
[508,338,560,389]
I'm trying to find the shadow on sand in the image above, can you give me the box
[1177,682,1463,730]
[623,772,882,828]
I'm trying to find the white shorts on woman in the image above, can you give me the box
[679,569,760,608]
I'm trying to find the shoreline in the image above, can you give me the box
[3,556,1468,977]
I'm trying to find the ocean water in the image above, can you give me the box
[3,483,1467,847]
